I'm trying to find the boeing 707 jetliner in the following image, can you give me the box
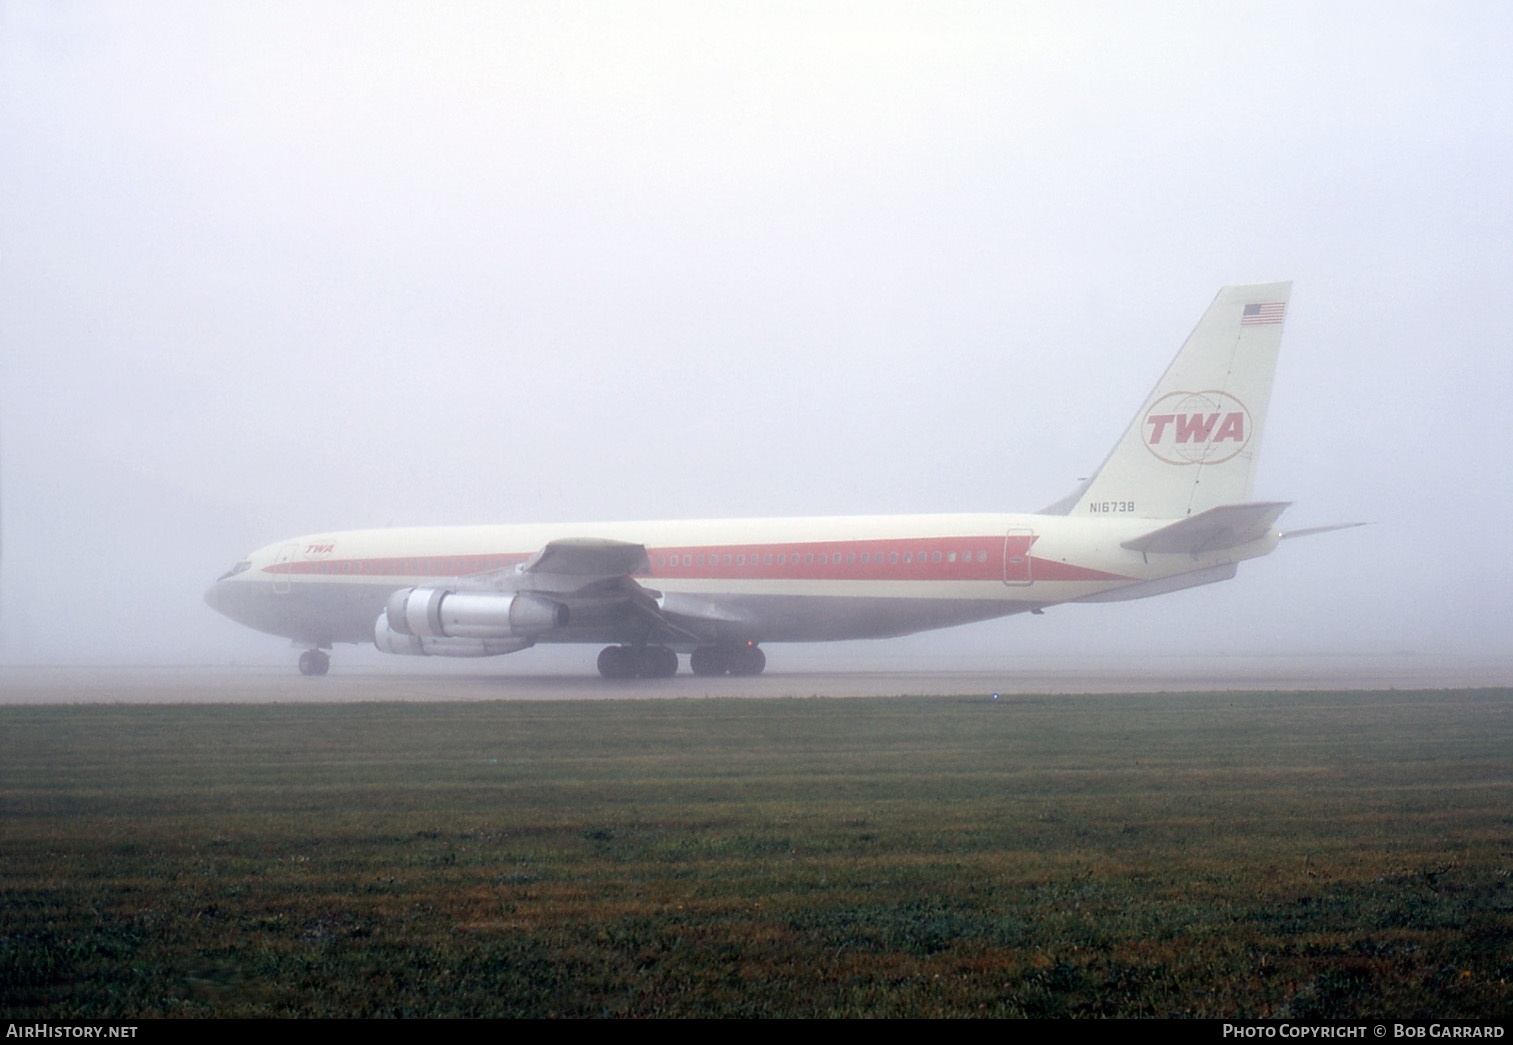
[207,282,1341,677]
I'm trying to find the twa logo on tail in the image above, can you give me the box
[1142,391,1252,465]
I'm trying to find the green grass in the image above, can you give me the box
[1,690,1508,1017]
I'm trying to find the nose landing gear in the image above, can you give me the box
[297,649,330,676]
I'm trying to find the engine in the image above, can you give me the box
[374,587,569,658]
[386,587,568,639]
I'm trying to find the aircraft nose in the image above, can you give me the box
[206,559,256,620]
[204,577,254,623]
[204,581,231,616]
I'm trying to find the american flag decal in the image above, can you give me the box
[1241,301,1286,325]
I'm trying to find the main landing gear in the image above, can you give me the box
[689,644,765,677]
[597,644,679,680]
[596,644,767,679]
[297,649,330,676]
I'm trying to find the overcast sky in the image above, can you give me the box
[1,2,1509,668]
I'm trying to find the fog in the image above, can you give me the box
[2,3,1509,671]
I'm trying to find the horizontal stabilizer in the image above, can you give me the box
[1280,522,1366,540]
[1122,501,1290,556]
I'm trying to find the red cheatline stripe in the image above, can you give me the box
[265,536,1131,584]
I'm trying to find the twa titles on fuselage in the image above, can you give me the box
[205,282,1348,678]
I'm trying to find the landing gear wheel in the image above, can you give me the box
[690,646,727,677]
[597,645,637,680]
[637,645,679,679]
[298,649,330,677]
[690,645,765,676]
[730,645,766,676]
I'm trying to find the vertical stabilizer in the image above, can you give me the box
[1063,282,1291,520]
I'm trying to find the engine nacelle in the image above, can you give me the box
[374,614,535,658]
[384,587,569,640]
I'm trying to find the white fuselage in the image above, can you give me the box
[204,282,1302,676]
[204,511,1278,649]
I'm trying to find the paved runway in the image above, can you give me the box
[2,652,1508,703]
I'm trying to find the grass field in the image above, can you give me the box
[1,689,1508,1017]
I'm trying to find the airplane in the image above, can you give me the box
[206,281,1350,678]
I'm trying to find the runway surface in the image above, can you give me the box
[2,652,1508,703]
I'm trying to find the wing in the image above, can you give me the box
[520,537,651,580]
[456,538,743,644]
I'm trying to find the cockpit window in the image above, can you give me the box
[217,560,252,581]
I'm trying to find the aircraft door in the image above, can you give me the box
[1003,529,1036,586]
[273,543,298,595]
